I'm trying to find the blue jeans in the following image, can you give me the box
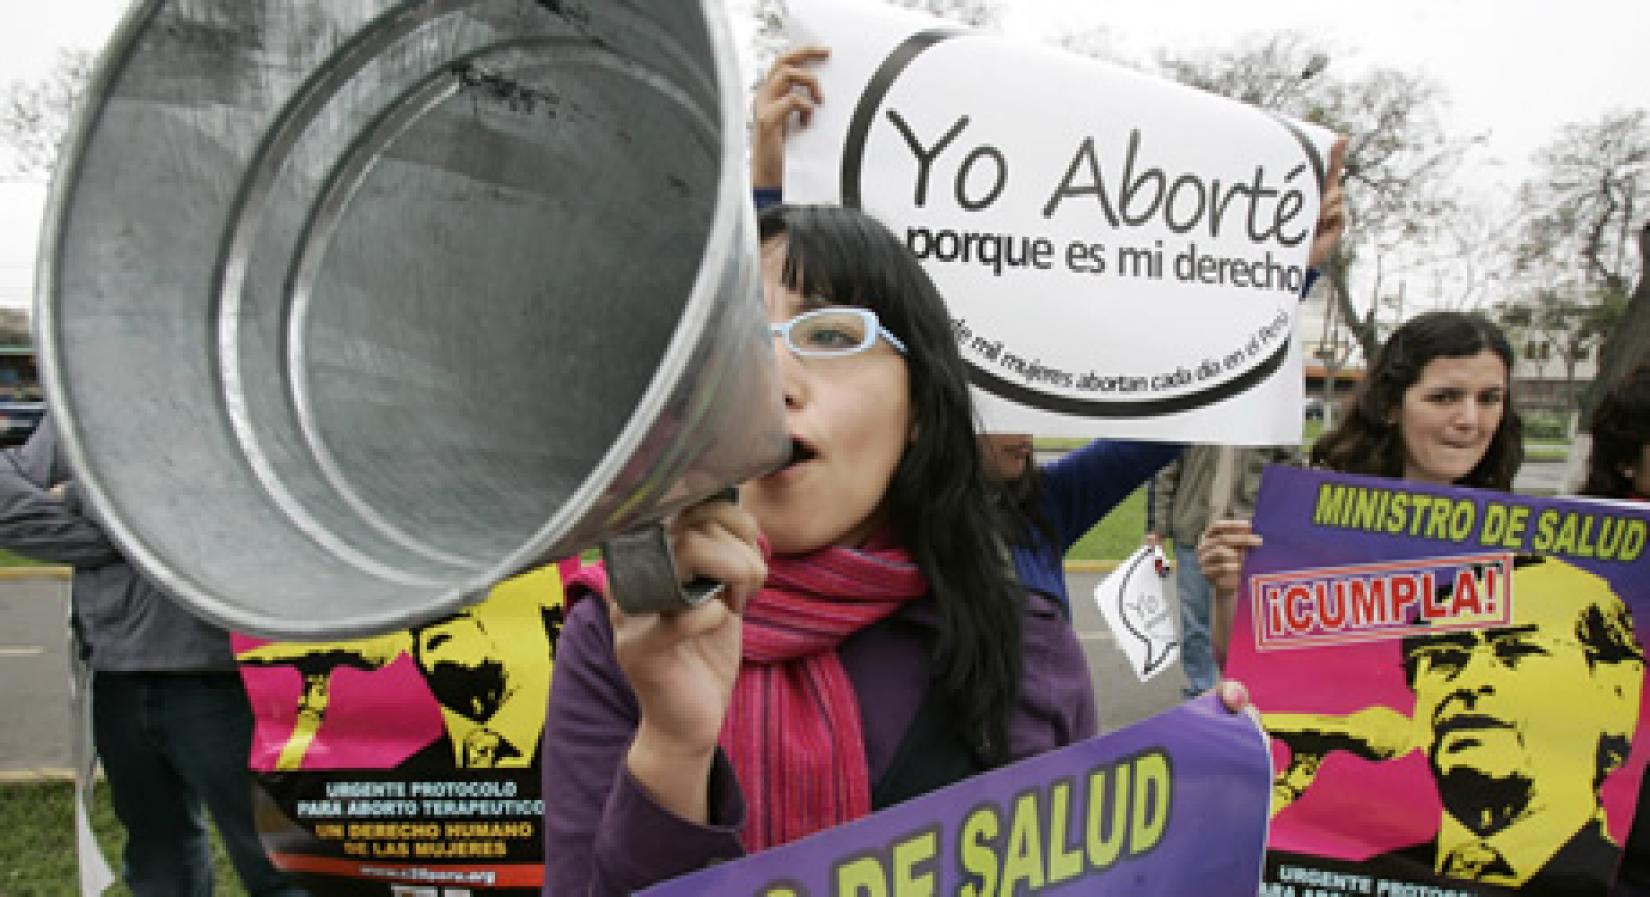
[1175,542,1218,696]
[92,672,306,897]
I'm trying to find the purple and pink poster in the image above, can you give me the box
[1227,466,1650,896]
[233,559,575,895]
[638,694,1273,897]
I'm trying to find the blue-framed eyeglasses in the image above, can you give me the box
[770,307,908,358]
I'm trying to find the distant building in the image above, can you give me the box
[0,308,35,399]
[1507,333,1598,413]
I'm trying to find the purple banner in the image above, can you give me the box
[1227,466,1650,895]
[640,695,1271,896]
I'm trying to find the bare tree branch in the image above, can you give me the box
[0,48,92,179]
[1152,33,1478,360]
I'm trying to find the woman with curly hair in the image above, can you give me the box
[1196,310,1524,654]
[1307,311,1523,489]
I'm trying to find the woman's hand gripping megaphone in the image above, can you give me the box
[605,490,767,827]
[1262,706,1419,815]
[601,488,760,614]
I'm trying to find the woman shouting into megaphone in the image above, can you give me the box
[540,203,1253,896]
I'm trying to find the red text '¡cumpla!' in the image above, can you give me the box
[1251,553,1513,651]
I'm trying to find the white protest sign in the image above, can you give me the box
[783,0,1335,443]
[1094,543,1180,682]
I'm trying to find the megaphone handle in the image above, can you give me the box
[601,518,728,615]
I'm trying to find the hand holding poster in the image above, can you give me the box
[1226,466,1650,896]
[636,695,1273,897]
[780,0,1337,443]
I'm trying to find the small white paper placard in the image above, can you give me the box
[1094,543,1180,682]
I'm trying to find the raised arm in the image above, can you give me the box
[1308,138,1347,270]
[750,45,830,192]
[1039,439,1182,550]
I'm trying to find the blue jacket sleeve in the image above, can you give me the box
[1038,440,1183,551]
[753,187,783,211]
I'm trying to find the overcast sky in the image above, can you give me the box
[998,0,1648,190]
[1,0,1644,308]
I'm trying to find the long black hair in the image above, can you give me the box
[1582,363,1650,499]
[1311,311,1523,490]
[996,462,1058,549]
[758,204,1023,765]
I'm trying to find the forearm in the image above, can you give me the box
[0,478,121,566]
[1043,440,1181,546]
[626,722,714,825]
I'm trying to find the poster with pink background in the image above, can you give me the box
[231,558,576,895]
[1227,467,1650,895]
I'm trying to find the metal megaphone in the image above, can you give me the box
[37,0,787,638]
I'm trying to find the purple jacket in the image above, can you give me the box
[541,589,1097,895]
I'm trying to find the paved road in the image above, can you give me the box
[1513,458,1569,494]
[0,571,73,778]
[1068,567,1191,731]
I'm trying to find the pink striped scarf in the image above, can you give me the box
[723,540,926,851]
[566,539,927,851]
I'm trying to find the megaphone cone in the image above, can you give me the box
[39,0,786,638]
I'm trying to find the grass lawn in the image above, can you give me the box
[0,778,246,896]
[0,547,48,567]
[1065,485,1149,564]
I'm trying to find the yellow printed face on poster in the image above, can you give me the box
[233,562,570,895]
[236,564,567,772]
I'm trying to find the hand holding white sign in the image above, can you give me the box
[782,0,1340,443]
[752,44,831,190]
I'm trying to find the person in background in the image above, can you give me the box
[1147,443,1298,696]
[1581,363,1650,502]
[1575,362,1650,897]
[1198,311,1523,649]
[982,431,1178,616]
[0,414,304,897]
[1306,312,1522,490]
